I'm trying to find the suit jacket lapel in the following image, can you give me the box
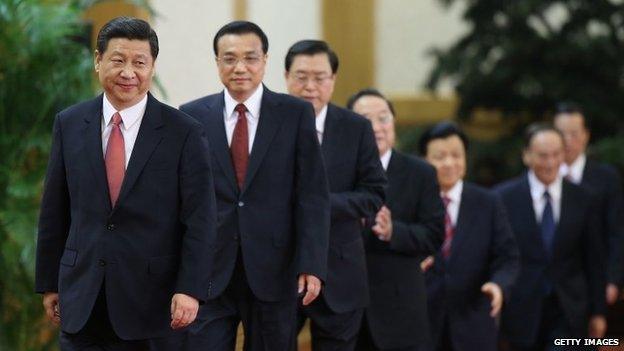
[204,92,239,193]
[114,93,164,210]
[241,88,284,194]
[520,175,549,258]
[84,94,111,212]
[449,184,476,263]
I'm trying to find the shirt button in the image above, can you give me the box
[98,259,106,267]
[238,201,244,207]
[107,224,115,231]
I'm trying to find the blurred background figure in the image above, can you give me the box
[418,121,519,351]
[348,88,445,351]
[553,102,624,308]
[496,124,606,351]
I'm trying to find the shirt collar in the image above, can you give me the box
[380,149,393,171]
[224,84,263,122]
[315,105,328,136]
[102,93,147,130]
[528,170,562,202]
[560,153,586,184]
[442,180,463,204]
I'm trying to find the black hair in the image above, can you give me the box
[418,121,469,156]
[213,21,268,55]
[284,40,339,74]
[96,17,158,59]
[554,101,589,129]
[523,122,564,149]
[346,88,396,116]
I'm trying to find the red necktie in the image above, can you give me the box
[441,195,454,258]
[231,104,248,189]
[105,112,125,206]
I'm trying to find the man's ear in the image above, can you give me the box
[94,50,101,72]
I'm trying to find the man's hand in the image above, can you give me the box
[170,293,199,330]
[588,315,607,338]
[298,274,322,306]
[481,282,503,317]
[372,206,393,242]
[607,283,620,305]
[43,292,60,325]
[420,256,435,273]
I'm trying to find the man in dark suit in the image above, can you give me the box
[284,42,387,350]
[347,88,445,351]
[417,121,519,351]
[553,102,624,308]
[35,17,217,350]
[496,124,607,350]
[180,22,330,351]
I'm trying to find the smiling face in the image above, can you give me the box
[215,33,267,102]
[95,38,154,110]
[425,135,467,192]
[285,53,336,116]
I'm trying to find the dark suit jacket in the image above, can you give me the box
[426,182,519,351]
[35,93,217,340]
[180,86,330,303]
[320,104,386,314]
[363,150,445,349]
[496,175,606,343]
[581,159,624,286]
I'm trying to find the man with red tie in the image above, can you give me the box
[180,21,330,351]
[35,17,217,350]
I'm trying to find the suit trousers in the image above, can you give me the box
[355,314,423,351]
[60,282,149,351]
[186,249,298,351]
[296,295,364,351]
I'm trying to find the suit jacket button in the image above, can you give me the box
[107,224,115,231]
[98,259,106,267]
[234,233,239,241]
[238,201,244,207]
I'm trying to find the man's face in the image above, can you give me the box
[351,95,395,156]
[215,33,266,102]
[523,130,565,185]
[425,135,467,193]
[95,38,154,110]
[553,113,589,164]
[285,53,336,116]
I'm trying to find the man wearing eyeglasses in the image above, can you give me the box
[284,40,387,351]
[180,22,330,351]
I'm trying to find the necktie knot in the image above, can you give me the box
[235,104,247,119]
[112,112,123,127]
[543,190,551,201]
[442,195,451,208]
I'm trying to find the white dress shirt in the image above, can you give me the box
[559,153,586,185]
[315,105,328,144]
[380,149,393,171]
[442,180,463,226]
[528,171,562,223]
[223,84,263,153]
[101,93,147,168]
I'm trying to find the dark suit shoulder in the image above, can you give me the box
[463,181,498,202]
[493,175,526,196]
[585,158,621,182]
[328,103,370,126]
[180,94,219,111]
[56,95,102,122]
[393,150,437,177]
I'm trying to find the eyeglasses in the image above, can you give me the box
[291,73,333,86]
[217,55,263,67]
[371,114,393,125]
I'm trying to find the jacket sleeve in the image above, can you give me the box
[175,125,218,303]
[330,119,386,222]
[487,194,520,299]
[35,114,71,293]
[389,164,445,256]
[294,103,331,281]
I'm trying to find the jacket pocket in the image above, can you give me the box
[60,248,77,267]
